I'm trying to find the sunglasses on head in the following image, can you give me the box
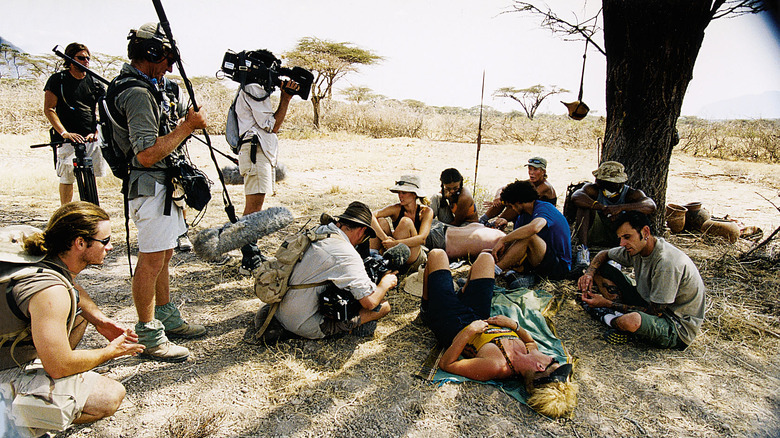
[528,159,543,165]
[395,180,418,188]
[85,235,110,246]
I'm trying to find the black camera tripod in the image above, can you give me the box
[30,140,100,205]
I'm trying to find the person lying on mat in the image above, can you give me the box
[418,249,577,417]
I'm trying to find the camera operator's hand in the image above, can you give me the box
[183,106,208,131]
[280,79,300,98]
[378,271,398,291]
[85,132,98,143]
[62,132,86,144]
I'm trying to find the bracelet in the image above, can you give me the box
[515,321,520,331]
[592,200,598,208]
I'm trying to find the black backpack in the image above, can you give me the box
[97,73,162,180]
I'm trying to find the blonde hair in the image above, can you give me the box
[24,202,109,257]
[527,380,579,418]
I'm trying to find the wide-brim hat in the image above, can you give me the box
[403,265,425,297]
[337,201,376,238]
[390,175,426,198]
[592,161,628,183]
[525,157,547,169]
[562,100,590,121]
[0,225,45,264]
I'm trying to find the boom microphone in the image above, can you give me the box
[193,206,294,261]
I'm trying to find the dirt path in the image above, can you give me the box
[1,134,778,437]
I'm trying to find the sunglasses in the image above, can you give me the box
[85,235,111,246]
[75,56,90,62]
[528,159,544,165]
[395,180,419,188]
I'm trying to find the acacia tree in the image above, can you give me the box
[284,37,382,128]
[493,84,568,119]
[514,0,766,228]
[341,85,381,104]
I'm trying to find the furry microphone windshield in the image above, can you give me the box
[193,206,294,261]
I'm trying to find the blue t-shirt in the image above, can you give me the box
[515,201,572,268]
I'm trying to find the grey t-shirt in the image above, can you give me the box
[608,238,706,345]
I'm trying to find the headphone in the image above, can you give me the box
[127,24,168,63]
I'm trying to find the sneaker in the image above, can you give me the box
[140,341,189,362]
[351,320,377,338]
[574,244,590,266]
[578,300,614,324]
[607,260,622,270]
[507,272,536,289]
[176,233,193,252]
[167,322,207,339]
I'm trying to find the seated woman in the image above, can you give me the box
[480,156,558,229]
[420,249,577,417]
[371,174,433,275]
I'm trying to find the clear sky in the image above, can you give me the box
[4,0,779,117]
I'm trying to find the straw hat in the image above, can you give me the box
[0,225,45,264]
[403,265,425,297]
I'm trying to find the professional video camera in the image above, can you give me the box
[221,49,313,100]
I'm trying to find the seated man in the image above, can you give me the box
[578,211,705,349]
[429,168,479,226]
[274,202,397,339]
[420,249,577,418]
[570,161,656,260]
[492,180,572,280]
[0,202,144,436]
[480,156,558,229]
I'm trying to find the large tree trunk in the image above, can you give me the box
[602,0,712,230]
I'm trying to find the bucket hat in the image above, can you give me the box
[592,161,628,183]
[390,175,426,198]
[0,225,45,264]
[337,201,376,238]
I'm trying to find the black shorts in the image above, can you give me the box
[420,269,495,346]
[535,244,570,280]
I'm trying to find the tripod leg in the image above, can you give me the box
[74,160,100,205]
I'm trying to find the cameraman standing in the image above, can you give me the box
[233,49,299,274]
[43,42,109,205]
[108,23,208,362]
[272,202,397,340]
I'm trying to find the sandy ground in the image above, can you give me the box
[1,133,779,437]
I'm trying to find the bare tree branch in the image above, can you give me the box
[509,1,606,56]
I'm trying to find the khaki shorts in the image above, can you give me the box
[405,247,427,276]
[128,182,187,253]
[56,140,109,184]
[0,361,99,434]
[238,145,274,195]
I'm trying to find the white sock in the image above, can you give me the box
[494,265,503,276]
[603,311,624,327]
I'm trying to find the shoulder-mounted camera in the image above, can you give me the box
[221,49,313,100]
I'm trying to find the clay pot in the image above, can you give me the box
[701,217,740,243]
[683,202,711,232]
[665,203,687,234]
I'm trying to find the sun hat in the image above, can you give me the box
[0,225,45,264]
[592,161,628,183]
[390,175,426,198]
[403,265,425,297]
[337,201,376,238]
[525,157,547,169]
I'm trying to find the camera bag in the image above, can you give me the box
[318,282,361,322]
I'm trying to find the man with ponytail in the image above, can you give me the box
[0,202,143,436]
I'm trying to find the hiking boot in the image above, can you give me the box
[351,320,377,338]
[176,233,193,252]
[604,328,629,345]
[141,341,190,362]
[239,243,266,276]
[167,322,207,339]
